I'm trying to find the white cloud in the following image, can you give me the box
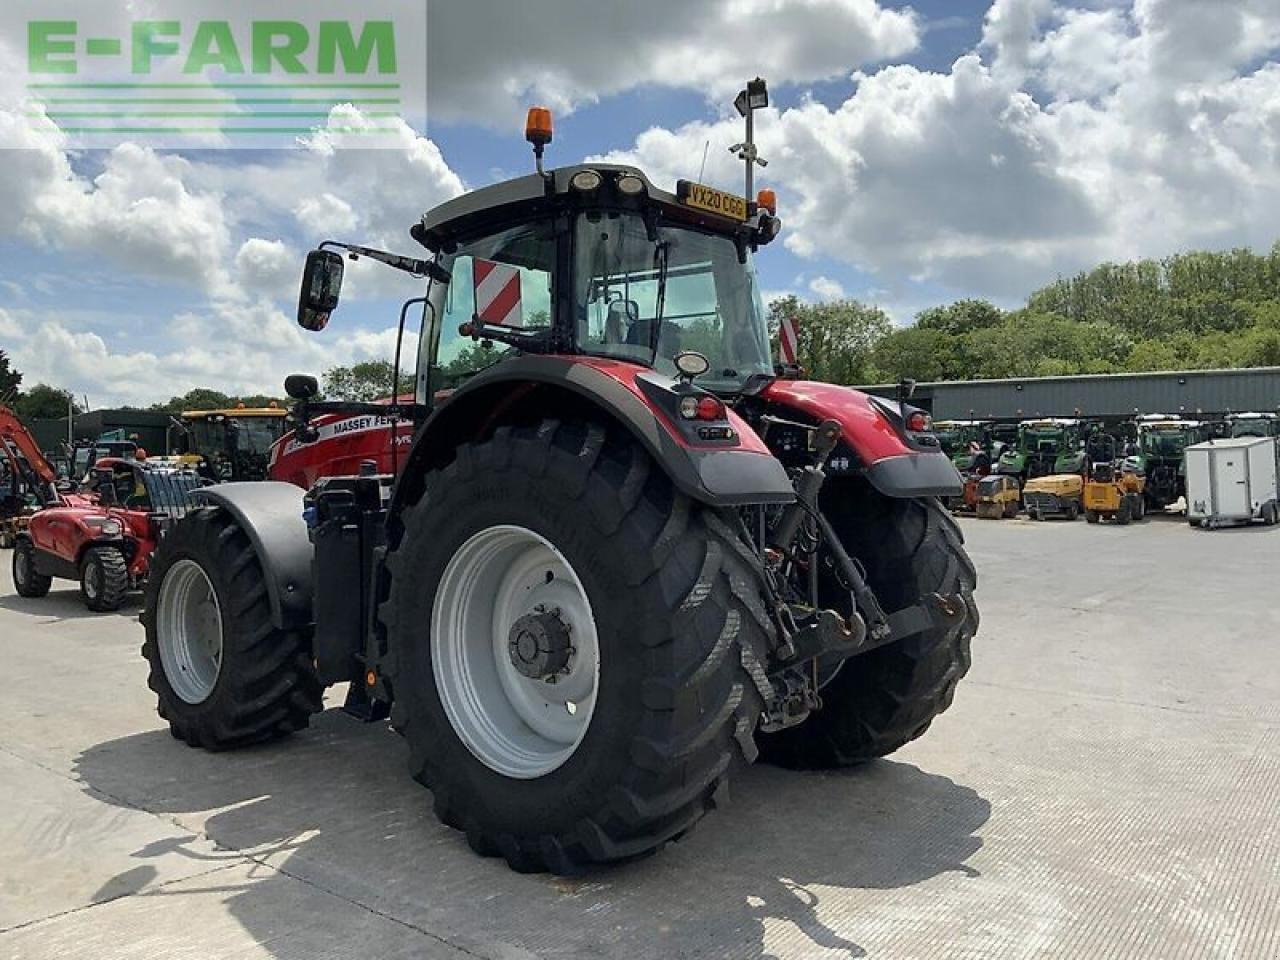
[809,275,847,300]
[3,301,406,408]
[426,0,920,122]
[234,239,300,300]
[596,2,1280,302]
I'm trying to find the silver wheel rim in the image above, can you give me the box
[84,560,100,600]
[15,547,28,586]
[431,525,600,779]
[156,559,224,704]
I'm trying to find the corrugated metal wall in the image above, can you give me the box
[861,368,1280,421]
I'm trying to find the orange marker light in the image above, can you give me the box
[366,670,377,687]
[525,107,553,147]
[757,188,777,215]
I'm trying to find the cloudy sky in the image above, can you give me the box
[1,0,1279,406]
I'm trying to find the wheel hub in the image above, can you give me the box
[507,607,573,679]
[431,524,601,779]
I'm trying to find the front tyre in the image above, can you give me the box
[758,483,978,769]
[142,507,323,750]
[80,545,129,611]
[382,420,773,874]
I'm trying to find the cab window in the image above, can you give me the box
[429,221,555,393]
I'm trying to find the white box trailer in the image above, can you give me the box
[1185,436,1280,528]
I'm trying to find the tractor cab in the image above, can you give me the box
[1227,412,1280,438]
[999,418,1085,480]
[70,439,138,479]
[168,405,289,481]
[1133,414,1208,509]
[935,420,994,473]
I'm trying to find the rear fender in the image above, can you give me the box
[392,355,795,517]
[190,482,313,630]
[760,379,962,498]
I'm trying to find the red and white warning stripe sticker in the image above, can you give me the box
[779,314,799,365]
[473,258,523,327]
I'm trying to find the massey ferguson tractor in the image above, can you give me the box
[141,82,978,874]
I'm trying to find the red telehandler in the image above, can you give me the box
[142,81,978,874]
[3,406,205,611]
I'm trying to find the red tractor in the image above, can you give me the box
[142,82,978,874]
[12,457,205,612]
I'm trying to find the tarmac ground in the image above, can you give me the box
[1,512,1277,959]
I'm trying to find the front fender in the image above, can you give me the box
[395,355,796,515]
[760,380,962,497]
[190,482,313,630]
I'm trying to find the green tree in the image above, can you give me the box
[915,299,1004,337]
[767,295,891,384]
[15,383,81,420]
[322,360,397,401]
[871,327,967,382]
[0,350,21,404]
[151,388,234,413]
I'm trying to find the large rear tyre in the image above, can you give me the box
[757,484,977,769]
[12,538,52,597]
[382,419,773,874]
[142,507,323,750]
[80,545,129,612]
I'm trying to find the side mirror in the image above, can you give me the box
[284,374,319,401]
[297,250,345,331]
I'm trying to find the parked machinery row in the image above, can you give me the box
[938,411,1280,525]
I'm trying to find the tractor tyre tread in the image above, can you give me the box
[12,537,53,597]
[758,488,977,769]
[142,507,323,751]
[381,418,772,874]
[80,545,129,612]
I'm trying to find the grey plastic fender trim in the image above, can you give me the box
[190,482,314,630]
[865,453,964,498]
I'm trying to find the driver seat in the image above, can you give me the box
[625,318,684,359]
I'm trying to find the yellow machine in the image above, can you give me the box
[167,405,289,481]
[1082,442,1146,524]
[1022,473,1084,521]
[974,474,1020,519]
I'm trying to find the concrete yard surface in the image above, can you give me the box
[1,514,1278,959]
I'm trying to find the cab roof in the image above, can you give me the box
[414,164,758,253]
[182,408,287,419]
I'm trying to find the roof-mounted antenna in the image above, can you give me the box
[697,139,709,184]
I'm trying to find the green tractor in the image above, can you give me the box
[1132,414,1211,511]
[934,419,996,472]
[1227,412,1280,439]
[997,418,1087,483]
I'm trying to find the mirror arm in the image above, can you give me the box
[320,240,450,283]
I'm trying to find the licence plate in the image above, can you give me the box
[681,181,748,221]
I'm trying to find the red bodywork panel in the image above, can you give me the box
[265,366,926,497]
[27,504,157,578]
[268,360,773,490]
[270,410,416,489]
[559,357,771,455]
[760,379,913,464]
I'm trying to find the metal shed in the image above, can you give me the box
[859,367,1280,422]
